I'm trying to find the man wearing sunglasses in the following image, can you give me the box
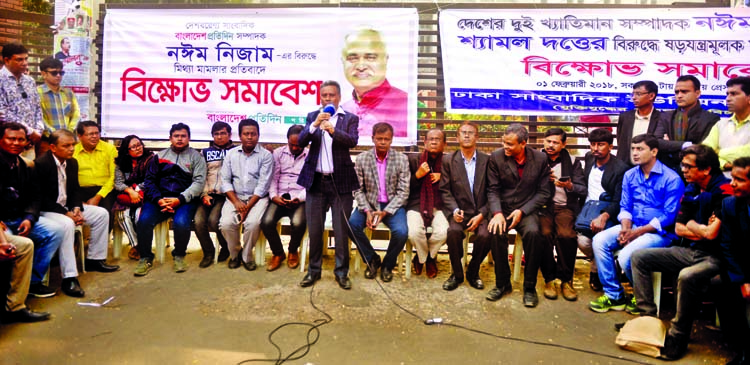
[36,57,81,155]
[0,42,44,157]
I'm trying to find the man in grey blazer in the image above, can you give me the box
[654,75,720,172]
[615,80,662,166]
[439,122,492,291]
[487,124,552,307]
[349,122,410,283]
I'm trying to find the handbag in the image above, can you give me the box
[575,192,615,238]
[615,316,667,358]
[116,185,144,207]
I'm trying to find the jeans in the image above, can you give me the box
[194,195,228,257]
[3,216,65,284]
[349,204,408,270]
[260,201,307,256]
[136,200,199,260]
[593,224,671,300]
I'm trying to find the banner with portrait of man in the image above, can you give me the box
[102,8,418,145]
[439,8,750,117]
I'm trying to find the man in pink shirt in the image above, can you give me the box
[340,28,408,138]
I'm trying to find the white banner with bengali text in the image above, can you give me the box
[102,8,418,145]
[439,8,750,117]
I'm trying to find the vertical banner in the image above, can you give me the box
[53,0,94,120]
[439,8,750,116]
[102,8,419,145]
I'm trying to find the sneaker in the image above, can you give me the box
[134,258,154,277]
[589,295,627,313]
[174,256,188,273]
[625,296,642,315]
[128,246,140,260]
[28,283,57,298]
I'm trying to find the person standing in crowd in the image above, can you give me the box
[0,42,44,158]
[702,76,750,178]
[615,80,661,166]
[36,57,80,155]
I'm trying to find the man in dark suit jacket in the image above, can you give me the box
[35,130,118,297]
[654,75,720,172]
[297,80,360,289]
[487,124,552,307]
[615,80,661,166]
[578,128,630,291]
[439,122,491,292]
[715,158,750,364]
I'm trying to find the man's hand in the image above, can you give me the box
[159,198,180,213]
[416,162,430,179]
[17,220,32,236]
[0,243,16,261]
[128,190,142,204]
[618,226,645,246]
[453,209,464,224]
[466,213,483,232]
[554,179,573,190]
[202,195,213,207]
[590,212,610,234]
[430,173,440,184]
[313,112,329,128]
[65,211,83,226]
[488,213,507,235]
[272,196,287,207]
[507,209,523,230]
[320,120,335,135]
[549,170,557,182]
[742,283,750,301]
[234,200,250,221]
[86,195,103,206]
[368,211,387,229]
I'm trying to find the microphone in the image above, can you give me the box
[322,104,336,115]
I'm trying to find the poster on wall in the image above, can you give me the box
[102,8,419,144]
[53,0,93,120]
[439,8,750,117]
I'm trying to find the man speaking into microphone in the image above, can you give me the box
[297,80,360,290]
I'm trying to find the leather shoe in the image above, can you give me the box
[523,289,539,308]
[228,256,242,269]
[561,281,578,301]
[287,252,300,269]
[243,259,257,271]
[412,255,423,275]
[335,275,352,290]
[85,259,120,273]
[543,281,558,300]
[266,255,285,272]
[661,332,688,360]
[380,267,394,282]
[467,277,485,290]
[299,273,321,287]
[486,283,513,302]
[442,274,463,291]
[364,254,381,279]
[61,278,85,298]
[589,272,603,292]
[217,247,230,262]
[199,256,214,268]
[425,257,438,278]
[2,308,51,324]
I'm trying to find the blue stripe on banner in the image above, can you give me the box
[449,88,731,116]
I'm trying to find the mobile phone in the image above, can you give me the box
[5,247,13,254]
[282,193,291,200]
[558,176,570,182]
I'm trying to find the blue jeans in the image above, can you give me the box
[136,200,199,260]
[349,204,408,270]
[3,216,65,284]
[592,224,671,300]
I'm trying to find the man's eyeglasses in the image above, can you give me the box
[45,71,65,77]
[129,144,143,151]
[680,162,698,170]
[632,92,649,97]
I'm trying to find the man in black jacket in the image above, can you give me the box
[35,130,119,297]
[654,75,720,172]
[615,80,662,166]
[539,128,586,301]
[577,128,629,291]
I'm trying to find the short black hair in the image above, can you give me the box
[49,129,75,146]
[211,121,231,136]
[39,57,63,72]
[727,76,750,96]
[60,37,69,47]
[0,122,28,138]
[320,80,341,96]
[506,123,529,143]
[588,128,614,145]
[372,122,393,136]
[286,124,304,139]
[238,119,259,136]
[631,133,659,150]
[680,144,721,177]
[676,75,701,91]
[169,123,191,138]
[425,128,446,143]
[76,120,99,136]
[544,127,567,142]
[633,80,658,98]
[2,42,28,60]
[733,157,750,179]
